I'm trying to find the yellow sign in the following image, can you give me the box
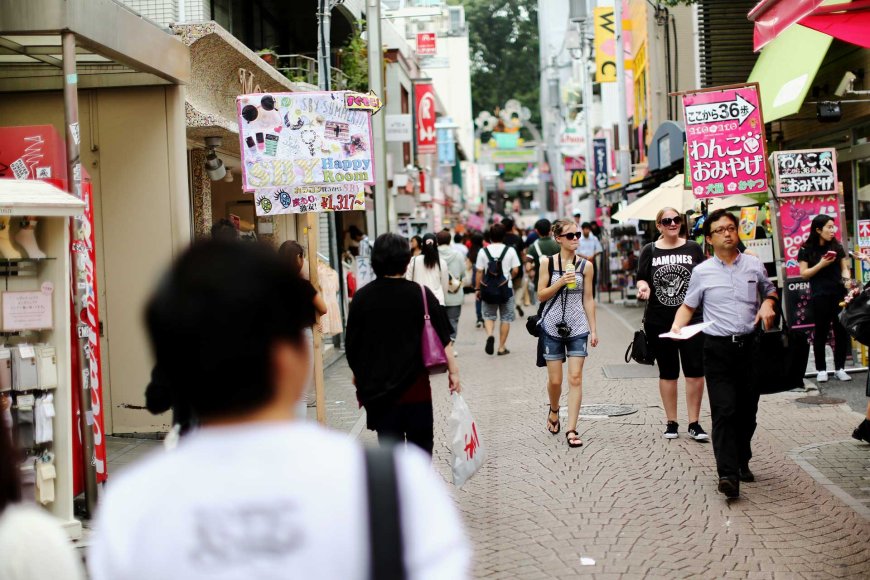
[594,7,633,83]
[739,207,758,241]
[571,170,587,189]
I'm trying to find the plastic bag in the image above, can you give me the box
[448,393,486,487]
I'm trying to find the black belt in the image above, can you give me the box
[705,333,756,345]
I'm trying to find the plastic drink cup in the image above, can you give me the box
[565,261,576,290]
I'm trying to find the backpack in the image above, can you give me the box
[479,246,512,305]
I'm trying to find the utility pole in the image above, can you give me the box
[62,31,98,517]
[367,0,390,235]
[614,0,631,188]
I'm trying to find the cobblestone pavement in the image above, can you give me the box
[355,295,870,579]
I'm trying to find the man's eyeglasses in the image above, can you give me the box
[659,216,682,227]
[558,232,579,240]
[711,225,738,235]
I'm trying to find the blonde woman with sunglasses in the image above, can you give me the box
[636,207,709,442]
[537,219,598,448]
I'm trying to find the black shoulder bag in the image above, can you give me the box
[624,309,656,365]
[754,299,810,395]
[365,445,406,580]
[624,248,655,365]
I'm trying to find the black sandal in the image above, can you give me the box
[547,406,560,435]
[566,430,583,448]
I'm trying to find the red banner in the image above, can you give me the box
[0,125,107,491]
[415,83,437,155]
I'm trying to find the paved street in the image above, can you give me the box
[335,294,870,578]
[101,294,870,578]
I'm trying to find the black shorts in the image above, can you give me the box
[645,322,705,381]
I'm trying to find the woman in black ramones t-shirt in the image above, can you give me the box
[798,214,853,384]
[636,207,709,442]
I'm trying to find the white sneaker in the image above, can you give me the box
[817,371,829,383]
[835,369,852,381]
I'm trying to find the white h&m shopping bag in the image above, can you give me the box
[448,393,486,488]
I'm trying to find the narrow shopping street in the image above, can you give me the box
[316,295,870,578]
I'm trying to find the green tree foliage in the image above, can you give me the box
[458,0,541,128]
[339,24,370,93]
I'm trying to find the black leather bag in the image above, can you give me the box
[754,307,810,395]
[624,328,655,365]
[624,303,655,365]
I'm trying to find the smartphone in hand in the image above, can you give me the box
[824,250,838,260]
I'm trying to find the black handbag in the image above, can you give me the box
[754,306,810,395]
[624,306,655,365]
[625,328,655,365]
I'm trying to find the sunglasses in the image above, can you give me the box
[558,232,579,240]
[659,216,682,227]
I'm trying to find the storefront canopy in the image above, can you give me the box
[0,179,85,217]
[747,24,833,122]
[612,175,758,222]
[748,0,865,52]
[0,0,189,91]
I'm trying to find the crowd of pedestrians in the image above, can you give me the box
[7,208,870,579]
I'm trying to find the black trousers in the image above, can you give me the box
[703,337,761,480]
[368,401,434,456]
[811,294,849,371]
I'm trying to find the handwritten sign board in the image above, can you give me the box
[251,184,365,217]
[773,148,837,197]
[237,92,375,192]
[682,83,768,199]
[2,291,53,331]
[778,194,842,278]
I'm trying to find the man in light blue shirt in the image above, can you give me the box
[672,209,777,499]
[577,222,603,298]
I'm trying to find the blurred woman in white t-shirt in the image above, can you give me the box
[406,233,449,305]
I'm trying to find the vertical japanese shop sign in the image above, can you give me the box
[682,83,768,199]
[593,138,609,191]
[415,83,437,155]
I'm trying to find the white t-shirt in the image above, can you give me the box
[0,504,85,580]
[406,254,450,305]
[475,243,521,279]
[451,242,469,257]
[89,422,470,580]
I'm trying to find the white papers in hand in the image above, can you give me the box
[658,322,713,340]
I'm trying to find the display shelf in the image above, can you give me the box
[0,258,55,279]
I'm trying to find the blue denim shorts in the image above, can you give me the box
[542,332,589,361]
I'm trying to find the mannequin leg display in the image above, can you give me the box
[15,217,46,259]
[0,216,22,260]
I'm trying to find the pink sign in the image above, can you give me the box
[779,194,842,278]
[682,83,768,199]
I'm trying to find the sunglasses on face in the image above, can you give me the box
[659,216,682,227]
[558,232,579,240]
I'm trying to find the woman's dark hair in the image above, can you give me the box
[0,418,21,515]
[348,225,364,239]
[490,223,507,243]
[278,240,305,275]
[410,235,423,250]
[420,233,440,269]
[145,241,316,420]
[453,233,463,244]
[468,232,484,263]
[703,209,739,237]
[803,214,839,250]
[211,218,238,241]
[372,233,412,277]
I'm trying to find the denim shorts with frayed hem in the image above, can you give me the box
[542,332,588,361]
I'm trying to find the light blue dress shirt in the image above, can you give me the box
[683,252,776,337]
